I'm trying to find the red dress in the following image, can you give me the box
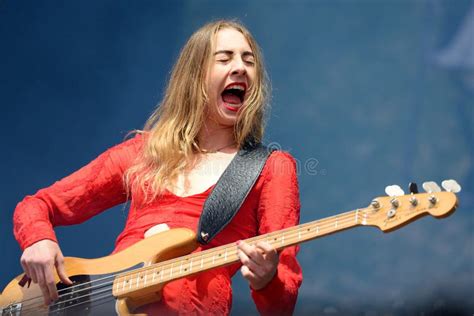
[13,134,302,315]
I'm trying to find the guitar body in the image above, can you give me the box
[0,228,198,316]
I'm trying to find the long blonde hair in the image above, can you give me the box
[125,20,270,202]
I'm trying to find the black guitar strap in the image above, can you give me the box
[197,144,274,245]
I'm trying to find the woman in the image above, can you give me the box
[14,20,302,315]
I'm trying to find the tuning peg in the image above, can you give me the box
[385,185,405,197]
[408,182,419,194]
[422,181,441,193]
[441,179,462,193]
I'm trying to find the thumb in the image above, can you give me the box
[55,253,73,285]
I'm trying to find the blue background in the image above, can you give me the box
[1,0,473,314]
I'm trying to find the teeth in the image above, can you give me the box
[227,84,245,91]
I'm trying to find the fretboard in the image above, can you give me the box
[112,208,368,297]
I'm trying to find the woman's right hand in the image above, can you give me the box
[20,239,73,305]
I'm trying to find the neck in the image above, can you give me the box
[112,209,363,298]
[197,121,236,153]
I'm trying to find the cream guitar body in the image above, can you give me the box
[0,228,198,315]
[0,189,460,315]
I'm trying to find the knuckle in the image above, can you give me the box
[22,259,35,267]
[41,258,54,266]
[254,268,264,278]
[247,262,257,272]
[30,258,43,265]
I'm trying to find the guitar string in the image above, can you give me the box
[22,291,116,316]
[112,208,363,280]
[17,210,364,314]
[17,207,360,308]
[26,207,364,304]
[17,209,366,313]
[17,209,365,313]
[18,281,114,315]
[20,216,364,314]
[23,283,171,316]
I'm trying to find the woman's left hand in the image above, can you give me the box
[237,240,279,290]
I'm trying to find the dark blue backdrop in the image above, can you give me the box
[1,1,473,314]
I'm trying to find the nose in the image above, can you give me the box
[231,58,246,76]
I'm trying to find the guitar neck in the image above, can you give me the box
[113,208,365,297]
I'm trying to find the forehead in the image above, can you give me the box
[214,28,252,52]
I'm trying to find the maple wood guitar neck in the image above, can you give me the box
[113,209,359,297]
[113,191,457,298]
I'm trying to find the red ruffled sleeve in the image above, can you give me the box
[13,135,143,250]
[251,151,303,315]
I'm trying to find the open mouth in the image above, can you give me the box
[221,82,246,112]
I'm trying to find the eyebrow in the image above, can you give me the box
[214,50,254,57]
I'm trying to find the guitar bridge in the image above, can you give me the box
[1,302,22,316]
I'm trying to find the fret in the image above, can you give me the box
[115,210,367,297]
[117,214,370,298]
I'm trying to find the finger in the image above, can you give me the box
[55,254,73,285]
[237,241,265,265]
[29,262,43,284]
[20,259,32,281]
[256,242,279,261]
[237,250,265,277]
[37,267,52,306]
[44,263,59,302]
[240,265,258,284]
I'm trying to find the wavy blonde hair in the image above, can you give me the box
[125,20,270,202]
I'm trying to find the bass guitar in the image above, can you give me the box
[0,181,461,315]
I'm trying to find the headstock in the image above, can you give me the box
[364,180,460,232]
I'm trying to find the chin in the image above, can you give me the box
[216,103,239,126]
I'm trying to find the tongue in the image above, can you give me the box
[222,92,241,104]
